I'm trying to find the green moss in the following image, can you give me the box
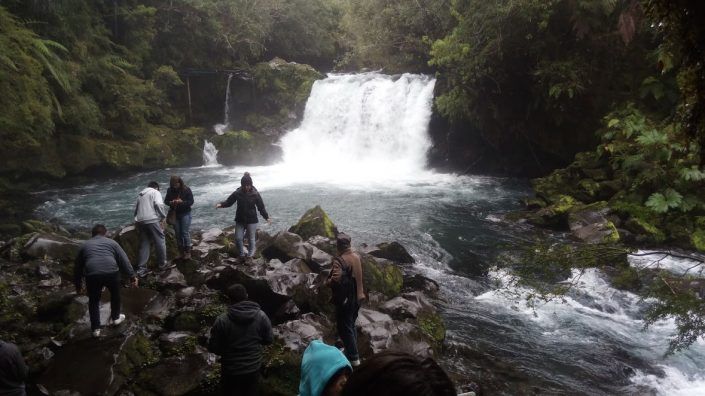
[417,311,446,344]
[116,334,161,378]
[289,205,338,240]
[171,311,201,332]
[261,341,301,396]
[163,335,197,357]
[602,221,621,243]
[199,303,227,326]
[361,255,403,298]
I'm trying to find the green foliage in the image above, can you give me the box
[339,0,453,72]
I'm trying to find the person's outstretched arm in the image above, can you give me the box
[255,193,270,222]
[217,191,238,208]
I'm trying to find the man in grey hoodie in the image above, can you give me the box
[134,181,167,276]
[208,284,273,396]
[75,224,138,337]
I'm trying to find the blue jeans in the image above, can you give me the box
[235,222,258,257]
[174,213,192,250]
[137,222,167,269]
[335,299,360,361]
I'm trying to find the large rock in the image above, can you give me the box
[356,308,434,358]
[568,203,620,244]
[367,241,415,264]
[360,253,403,298]
[22,234,80,262]
[136,347,214,395]
[273,313,332,353]
[289,206,338,240]
[260,231,332,272]
[155,267,188,290]
[526,194,581,228]
[205,264,290,317]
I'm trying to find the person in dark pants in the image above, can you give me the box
[215,172,271,261]
[74,224,138,338]
[326,233,365,367]
[208,284,273,396]
[165,175,194,260]
[0,340,28,396]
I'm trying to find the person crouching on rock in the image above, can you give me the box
[215,172,271,262]
[74,224,138,338]
[208,284,273,396]
[326,233,365,367]
[165,175,194,260]
[299,340,352,396]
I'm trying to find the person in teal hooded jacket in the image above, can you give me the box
[299,340,352,396]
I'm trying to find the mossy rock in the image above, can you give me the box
[261,340,302,396]
[527,194,581,229]
[168,311,202,332]
[288,205,338,240]
[116,333,161,379]
[360,254,403,298]
[417,310,446,345]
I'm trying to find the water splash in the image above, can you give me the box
[214,73,234,135]
[202,140,219,166]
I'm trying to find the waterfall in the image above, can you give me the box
[202,140,219,166]
[278,73,436,182]
[214,73,234,135]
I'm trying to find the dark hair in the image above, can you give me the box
[241,172,253,187]
[226,284,248,303]
[169,175,187,190]
[342,352,456,396]
[336,232,351,251]
[91,224,107,237]
[323,367,352,396]
[148,181,159,190]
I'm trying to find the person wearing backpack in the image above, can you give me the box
[326,233,365,366]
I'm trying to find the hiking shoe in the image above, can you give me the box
[109,314,126,326]
[92,329,101,338]
[350,359,361,367]
[137,268,149,278]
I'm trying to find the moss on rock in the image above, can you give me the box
[288,205,338,240]
[417,310,446,345]
[360,254,403,298]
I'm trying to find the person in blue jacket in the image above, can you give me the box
[299,340,352,396]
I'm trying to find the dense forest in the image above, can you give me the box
[1,0,705,352]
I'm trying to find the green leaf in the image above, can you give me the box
[636,130,668,146]
[663,188,683,208]
[645,193,669,213]
[607,118,620,128]
[680,166,705,181]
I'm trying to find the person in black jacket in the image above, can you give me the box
[216,172,271,261]
[0,340,28,396]
[208,284,273,396]
[165,175,194,260]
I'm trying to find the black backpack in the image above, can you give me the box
[329,256,356,307]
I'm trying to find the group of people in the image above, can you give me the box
[0,171,473,396]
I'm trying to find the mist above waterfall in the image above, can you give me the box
[274,73,437,185]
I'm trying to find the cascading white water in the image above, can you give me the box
[202,140,219,166]
[276,73,436,184]
[214,73,234,135]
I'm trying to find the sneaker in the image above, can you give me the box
[109,314,126,326]
[92,329,101,338]
[350,359,361,367]
[137,268,149,278]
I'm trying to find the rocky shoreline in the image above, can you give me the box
[0,206,447,395]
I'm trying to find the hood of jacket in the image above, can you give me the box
[139,187,155,196]
[227,301,262,324]
[299,340,351,396]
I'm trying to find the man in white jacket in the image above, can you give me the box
[134,181,167,276]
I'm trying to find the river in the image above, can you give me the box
[36,73,705,395]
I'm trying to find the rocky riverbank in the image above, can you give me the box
[0,206,447,395]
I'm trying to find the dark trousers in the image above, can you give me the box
[221,371,259,396]
[86,272,121,330]
[335,300,360,361]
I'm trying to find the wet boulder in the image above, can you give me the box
[36,291,87,325]
[261,231,309,263]
[402,274,440,299]
[22,233,80,262]
[273,313,332,353]
[307,235,337,256]
[205,264,290,317]
[155,267,188,290]
[289,205,339,240]
[360,253,403,298]
[367,241,415,264]
[356,308,434,358]
[136,347,214,396]
[526,194,581,229]
[379,292,434,320]
[159,331,197,356]
[568,202,620,244]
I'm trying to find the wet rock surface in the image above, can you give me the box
[0,207,446,395]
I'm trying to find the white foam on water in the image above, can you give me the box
[629,250,705,278]
[631,366,705,396]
